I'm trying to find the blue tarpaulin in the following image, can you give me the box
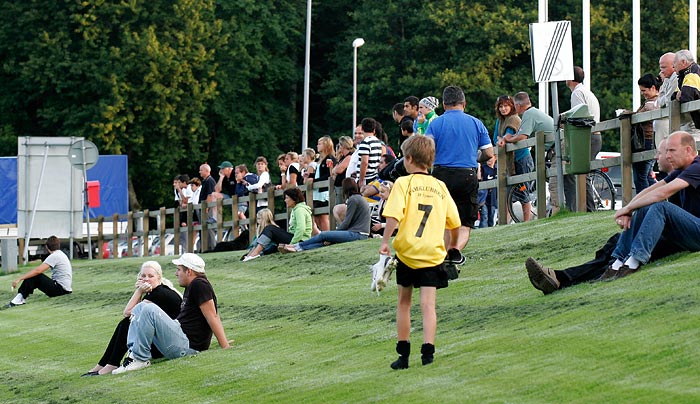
[0,157,18,224]
[0,155,128,224]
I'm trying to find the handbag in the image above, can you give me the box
[631,123,645,152]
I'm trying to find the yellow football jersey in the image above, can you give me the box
[383,173,460,268]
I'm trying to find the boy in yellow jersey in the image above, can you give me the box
[379,135,461,369]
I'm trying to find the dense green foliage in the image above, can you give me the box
[0,1,695,208]
[1,213,699,402]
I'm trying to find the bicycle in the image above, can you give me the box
[507,168,615,223]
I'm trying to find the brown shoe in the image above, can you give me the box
[615,265,639,279]
[595,266,621,282]
[525,257,560,295]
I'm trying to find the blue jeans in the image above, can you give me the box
[612,201,700,264]
[127,302,198,361]
[298,231,367,250]
[512,154,534,204]
[479,204,496,228]
[632,139,656,193]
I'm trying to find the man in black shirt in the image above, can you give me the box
[113,253,231,374]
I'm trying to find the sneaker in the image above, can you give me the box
[379,257,397,289]
[206,217,217,224]
[112,356,150,374]
[446,248,465,265]
[525,257,560,295]
[242,255,260,262]
[3,301,24,309]
[371,255,392,293]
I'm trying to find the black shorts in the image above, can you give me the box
[313,200,329,213]
[395,257,448,289]
[432,166,479,228]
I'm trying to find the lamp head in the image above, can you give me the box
[352,38,365,48]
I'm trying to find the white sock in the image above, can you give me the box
[624,256,641,270]
[611,259,624,270]
[11,293,26,305]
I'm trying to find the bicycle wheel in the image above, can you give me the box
[588,170,615,211]
[507,182,537,223]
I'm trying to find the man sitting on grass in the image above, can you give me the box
[527,131,700,291]
[113,253,231,374]
[7,236,71,308]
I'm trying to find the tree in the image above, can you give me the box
[0,0,224,208]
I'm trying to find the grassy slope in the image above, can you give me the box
[0,212,698,404]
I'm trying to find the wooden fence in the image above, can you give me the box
[14,100,700,263]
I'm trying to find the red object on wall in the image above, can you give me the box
[87,181,100,208]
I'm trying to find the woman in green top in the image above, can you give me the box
[241,187,312,262]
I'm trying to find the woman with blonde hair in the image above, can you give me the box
[242,189,312,261]
[310,136,337,233]
[81,261,182,376]
[332,136,355,203]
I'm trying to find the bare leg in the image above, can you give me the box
[245,244,264,258]
[98,364,117,375]
[396,285,413,341]
[445,226,471,251]
[315,214,330,232]
[419,286,437,344]
[523,202,532,222]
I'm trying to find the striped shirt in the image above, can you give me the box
[357,135,383,184]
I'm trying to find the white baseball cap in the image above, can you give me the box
[172,253,205,273]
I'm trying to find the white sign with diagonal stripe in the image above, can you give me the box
[529,21,574,83]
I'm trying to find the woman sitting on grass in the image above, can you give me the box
[280,178,370,253]
[241,187,312,262]
[239,208,278,259]
[81,261,182,376]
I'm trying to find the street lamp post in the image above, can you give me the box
[352,38,365,132]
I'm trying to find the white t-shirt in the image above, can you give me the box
[44,250,72,292]
[346,150,361,181]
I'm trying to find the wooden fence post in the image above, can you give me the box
[497,144,509,225]
[97,216,104,260]
[112,213,119,259]
[619,116,633,206]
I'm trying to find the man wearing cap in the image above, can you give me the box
[213,161,236,199]
[415,96,439,135]
[113,253,231,374]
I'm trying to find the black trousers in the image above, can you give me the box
[98,317,164,367]
[556,232,682,287]
[18,273,70,299]
[261,225,294,245]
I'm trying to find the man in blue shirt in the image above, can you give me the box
[426,85,493,260]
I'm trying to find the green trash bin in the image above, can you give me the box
[562,104,595,174]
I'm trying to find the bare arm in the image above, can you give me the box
[12,262,50,289]
[123,281,150,317]
[214,173,224,193]
[333,155,351,175]
[199,299,232,349]
[615,178,688,228]
[379,217,399,256]
[359,155,369,184]
[504,134,528,143]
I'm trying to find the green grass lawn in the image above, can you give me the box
[1,212,699,403]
